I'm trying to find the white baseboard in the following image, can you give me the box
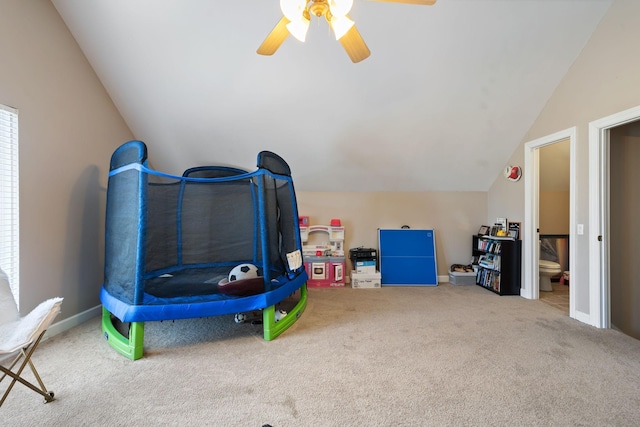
[44,305,102,339]
[438,274,449,283]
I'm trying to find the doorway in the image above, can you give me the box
[589,104,640,330]
[538,140,571,314]
[523,127,576,319]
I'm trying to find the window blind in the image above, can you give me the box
[0,104,19,307]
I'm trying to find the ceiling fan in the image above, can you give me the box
[257,0,437,63]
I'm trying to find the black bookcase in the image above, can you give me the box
[472,235,521,295]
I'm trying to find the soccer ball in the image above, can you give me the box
[228,263,259,282]
[234,313,247,323]
[275,309,287,322]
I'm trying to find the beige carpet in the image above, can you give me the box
[2,283,640,426]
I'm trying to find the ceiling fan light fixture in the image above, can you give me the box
[286,17,311,42]
[330,15,355,40]
[262,0,436,62]
[328,0,354,16]
[280,0,307,22]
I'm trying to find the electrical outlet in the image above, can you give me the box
[577,224,584,235]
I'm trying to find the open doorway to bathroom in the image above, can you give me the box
[523,127,576,319]
[537,141,571,314]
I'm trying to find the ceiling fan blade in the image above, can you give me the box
[369,0,436,5]
[257,17,290,56]
[338,24,371,63]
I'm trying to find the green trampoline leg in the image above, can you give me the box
[101,307,145,360]
[263,283,308,341]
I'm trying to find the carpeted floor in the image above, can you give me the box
[2,283,639,426]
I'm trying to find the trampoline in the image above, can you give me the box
[100,141,308,360]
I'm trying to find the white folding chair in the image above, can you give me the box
[0,269,63,407]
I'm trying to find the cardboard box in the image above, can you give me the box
[355,260,376,274]
[449,271,476,285]
[351,271,381,289]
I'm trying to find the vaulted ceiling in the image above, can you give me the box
[51,0,612,191]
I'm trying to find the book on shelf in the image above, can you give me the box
[477,239,503,254]
[475,263,503,291]
[478,254,500,270]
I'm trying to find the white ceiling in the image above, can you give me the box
[51,0,613,191]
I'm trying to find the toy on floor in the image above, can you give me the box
[299,218,346,288]
[275,309,287,322]
[234,309,287,324]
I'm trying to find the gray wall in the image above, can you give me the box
[296,191,488,276]
[609,122,640,339]
[0,0,133,318]
[488,0,640,317]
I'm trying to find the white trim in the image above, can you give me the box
[588,122,605,327]
[0,104,18,114]
[43,305,101,340]
[522,141,539,300]
[569,129,577,320]
[588,104,640,328]
[523,128,577,321]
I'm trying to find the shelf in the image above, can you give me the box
[472,235,521,296]
[480,235,515,241]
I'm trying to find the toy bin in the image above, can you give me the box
[449,271,476,285]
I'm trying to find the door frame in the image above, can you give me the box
[523,127,576,319]
[588,104,640,328]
